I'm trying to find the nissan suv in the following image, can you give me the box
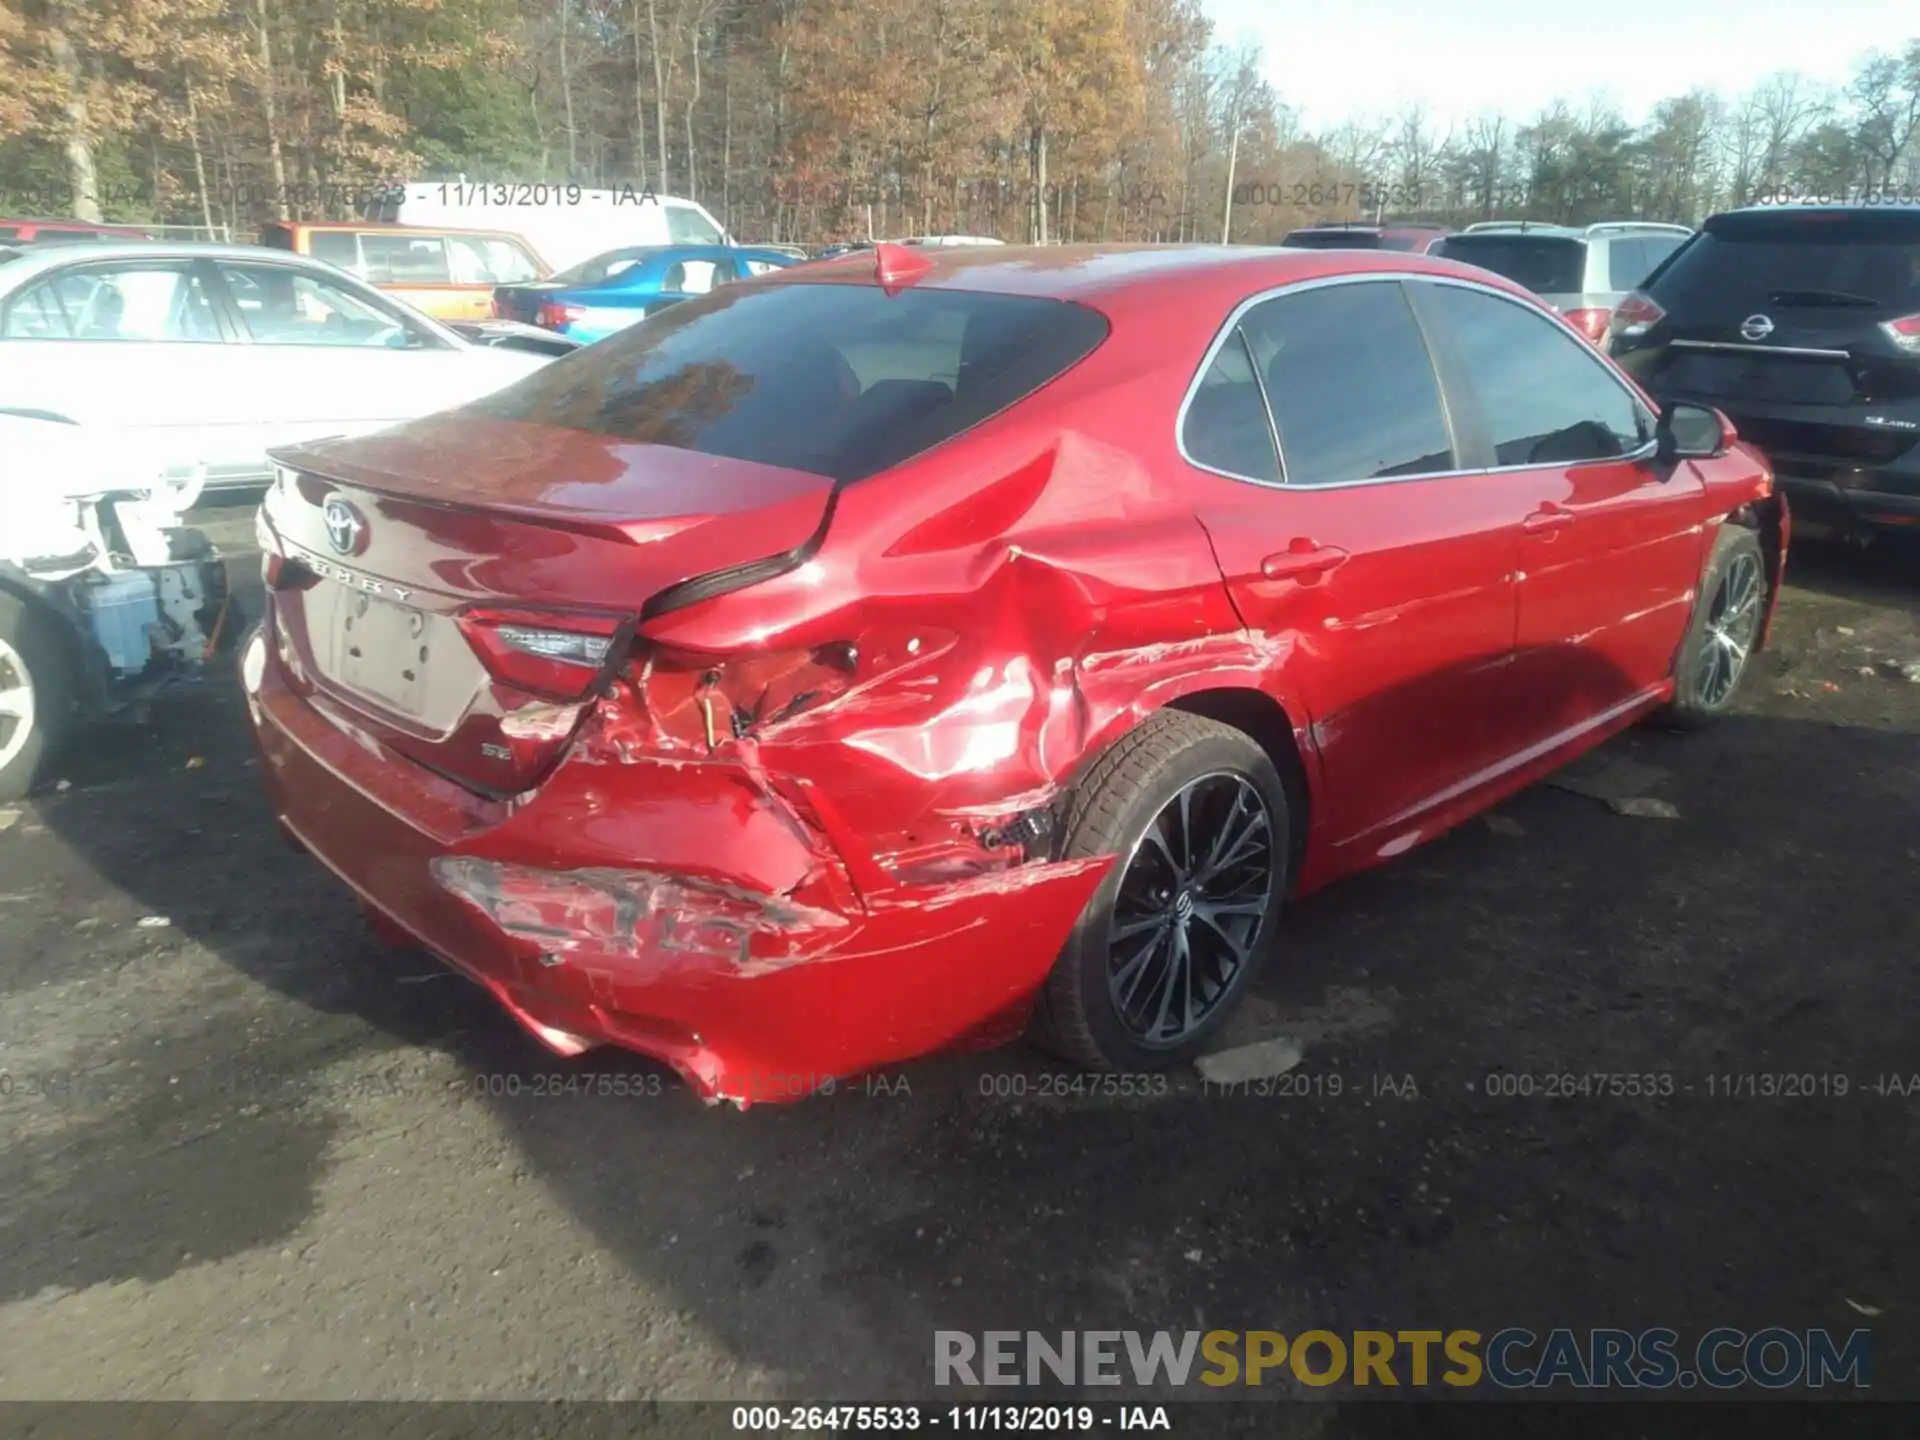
[1607,204,1920,535]
[1432,221,1693,341]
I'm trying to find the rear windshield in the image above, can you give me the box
[1602,234,1687,290]
[1433,235,1586,294]
[552,247,662,286]
[470,281,1111,483]
[1283,230,1385,250]
[1645,211,1920,320]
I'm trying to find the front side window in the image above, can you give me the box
[1421,282,1651,465]
[359,233,451,284]
[1237,281,1455,486]
[217,263,420,347]
[469,283,1110,484]
[309,231,362,270]
[665,205,724,246]
[1,264,221,341]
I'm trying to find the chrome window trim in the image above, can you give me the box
[1669,339,1851,359]
[1174,269,1659,492]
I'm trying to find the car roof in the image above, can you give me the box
[269,219,533,237]
[0,238,365,280]
[777,242,1537,311]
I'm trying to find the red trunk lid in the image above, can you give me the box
[262,414,834,794]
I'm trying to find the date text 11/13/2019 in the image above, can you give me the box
[731,1406,1170,1431]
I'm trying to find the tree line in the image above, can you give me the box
[3,0,1917,246]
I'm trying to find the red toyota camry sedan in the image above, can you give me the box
[243,242,1786,1104]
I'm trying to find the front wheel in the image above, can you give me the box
[1031,710,1290,1072]
[0,594,75,802]
[1655,524,1767,730]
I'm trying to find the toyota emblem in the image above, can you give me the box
[322,496,367,556]
[1739,314,1775,342]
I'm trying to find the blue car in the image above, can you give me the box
[491,244,799,344]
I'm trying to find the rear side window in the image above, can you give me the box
[1435,235,1587,294]
[469,283,1110,484]
[360,233,451,284]
[1647,212,1920,320]
[309,231,361,269]
[1237,280,1454,486]
[1182,332,1280,483]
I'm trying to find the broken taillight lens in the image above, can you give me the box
[457,607,632,701]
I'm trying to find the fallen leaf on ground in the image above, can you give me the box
[1196,1037,1305,1085]
[1609,797,1681,820]
[136,915,173,929]
[1484,814,1526,837]
[184,757,206,770]
[1548,756,1673,804]
[1845,1299,1884,1317]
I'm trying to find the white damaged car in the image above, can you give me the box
[1,414,231,799]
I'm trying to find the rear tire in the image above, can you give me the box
[0,593,76,803]
[1031,710,1290,1072]
[1655,524,1767,731]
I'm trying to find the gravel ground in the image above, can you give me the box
[1,509,1916,1427]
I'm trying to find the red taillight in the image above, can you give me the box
[457,607,632,700]
[1879,313,1920,354]
[1608,291,1666,342]
[488,295,503,319]
[535,301,584,331]
[1563,307,1612,342]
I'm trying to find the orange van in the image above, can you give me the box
[258,221,550,321]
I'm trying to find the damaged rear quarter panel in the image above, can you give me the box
[600,337,1320,890]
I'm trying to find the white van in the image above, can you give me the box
[365,182,733,273]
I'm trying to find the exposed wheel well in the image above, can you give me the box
[1164,687,1311,890]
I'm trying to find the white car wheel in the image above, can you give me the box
[0,597,74,802]
[0,635,35,774]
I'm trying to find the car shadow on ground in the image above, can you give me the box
[20,613,1920,1409]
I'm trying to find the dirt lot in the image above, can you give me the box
[1,508,1917,1424]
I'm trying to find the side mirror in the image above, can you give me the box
[1655,402,1735,463]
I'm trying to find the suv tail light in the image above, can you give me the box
[488,295,504,319]
[457,607,632,700]
[1608,291,1666,343]
[1879,314,1920,355]
[535,301,585,331]
[1562,307,1612,342]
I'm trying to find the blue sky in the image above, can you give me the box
[1199,0,1914,133]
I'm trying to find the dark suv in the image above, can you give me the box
[1280,222,1451,253]
[1608,204,1920,534]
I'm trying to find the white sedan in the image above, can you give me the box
[0,240,555,492]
